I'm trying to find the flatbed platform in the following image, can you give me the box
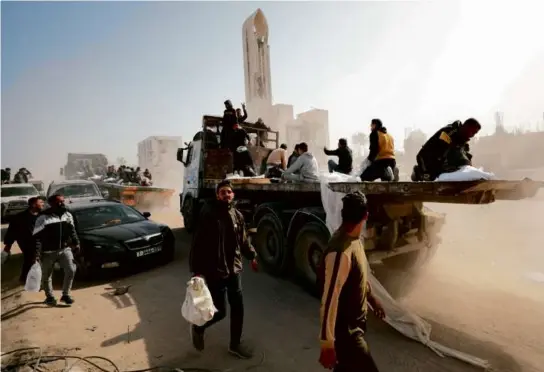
[203,178,543,204]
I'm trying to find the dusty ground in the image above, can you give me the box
[1,199,544,372]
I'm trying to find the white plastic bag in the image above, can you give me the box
[1,251,9,265]
[25,262,42,292]
[181,276,217,326]
[435,165,496,181]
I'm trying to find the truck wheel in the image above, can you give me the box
[254,213,288,276]
[373,242,439,299]
[294,222,330,292]
[182,196,195,232]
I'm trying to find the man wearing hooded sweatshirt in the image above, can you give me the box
[33,194,79,306]
[282,142,320,183]
[360,119,396,181]
[189,180,258,359]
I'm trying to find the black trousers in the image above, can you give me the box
[195,273,244,347]
[334,330,380,372]
[361,159,396,181]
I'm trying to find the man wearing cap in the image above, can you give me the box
[189,179,258,359]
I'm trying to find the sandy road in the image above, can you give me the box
[1,199,543,372]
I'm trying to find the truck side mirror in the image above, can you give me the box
[177,148,186,165]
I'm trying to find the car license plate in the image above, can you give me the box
[136,246,162,257]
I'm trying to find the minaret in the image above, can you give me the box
[242,9,273,107]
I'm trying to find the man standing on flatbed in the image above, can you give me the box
[318,191,385,371]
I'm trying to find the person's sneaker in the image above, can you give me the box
[190,325,204,351]
[228,343,253,359]
[60,295,74,305]
[44,296,57,306]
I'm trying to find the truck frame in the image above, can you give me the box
[178,116,542,297]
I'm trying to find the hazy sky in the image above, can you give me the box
[2,0,543,179]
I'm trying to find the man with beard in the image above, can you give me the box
[189,180,258,359]
[33,194,80,306]
[3,197,45,283]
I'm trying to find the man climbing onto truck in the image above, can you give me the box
[318,191,385,372]
[189,179,258,359]
[412,118,481,181]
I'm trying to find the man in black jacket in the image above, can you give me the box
[413,118,481,181]
[325,138,353,174]
[189,180,258,359]
[33,194,80,306]
[3,197,45,282]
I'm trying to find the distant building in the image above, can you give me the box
[137,136,183,189]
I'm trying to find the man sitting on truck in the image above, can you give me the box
[412,118,481,181]
[287,144,300,168]
[360,119,396,182]
[265,144,288,178]
[282,142,319,183]
[324,138,353,175]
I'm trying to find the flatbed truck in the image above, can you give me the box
[178,115,543,296]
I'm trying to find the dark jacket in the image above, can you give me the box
[416,121,472,179]
[324,146,353,174]
[220,108,238,149]
[189,200,256,280]
[287,152,299,168]
[4,209,40,252]
[32,208,80,254]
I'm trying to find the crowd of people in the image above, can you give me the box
[1,167,33,184]
[105,165,153,186]
[259,117,482,183]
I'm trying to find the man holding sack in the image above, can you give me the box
[188,180,258,359]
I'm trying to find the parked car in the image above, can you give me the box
[1,183,40,222]
[64,199,175,278]
[46,179,108,204]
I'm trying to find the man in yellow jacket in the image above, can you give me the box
[360,119,396,181]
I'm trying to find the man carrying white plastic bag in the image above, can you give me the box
[182,276,218,327]
[187,180,259,359]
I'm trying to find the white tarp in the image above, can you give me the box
[319,172,490,369]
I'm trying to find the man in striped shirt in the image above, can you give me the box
[318,191,385,371]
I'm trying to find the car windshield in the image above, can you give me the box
[74,204,146,231]
[32,183,44,191]
[1,186,38,197]
[54,184,100,198]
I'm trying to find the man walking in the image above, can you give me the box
[189,180,258,359]
[3,197,45,283]
[318,191,385,371]
[33,194,79,306]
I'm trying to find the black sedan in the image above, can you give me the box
[67,199,175,277]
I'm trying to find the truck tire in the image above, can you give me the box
[373,242,439,299]
[294,222,330,292]
[182,196,196,232]
[254,213,288,276]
